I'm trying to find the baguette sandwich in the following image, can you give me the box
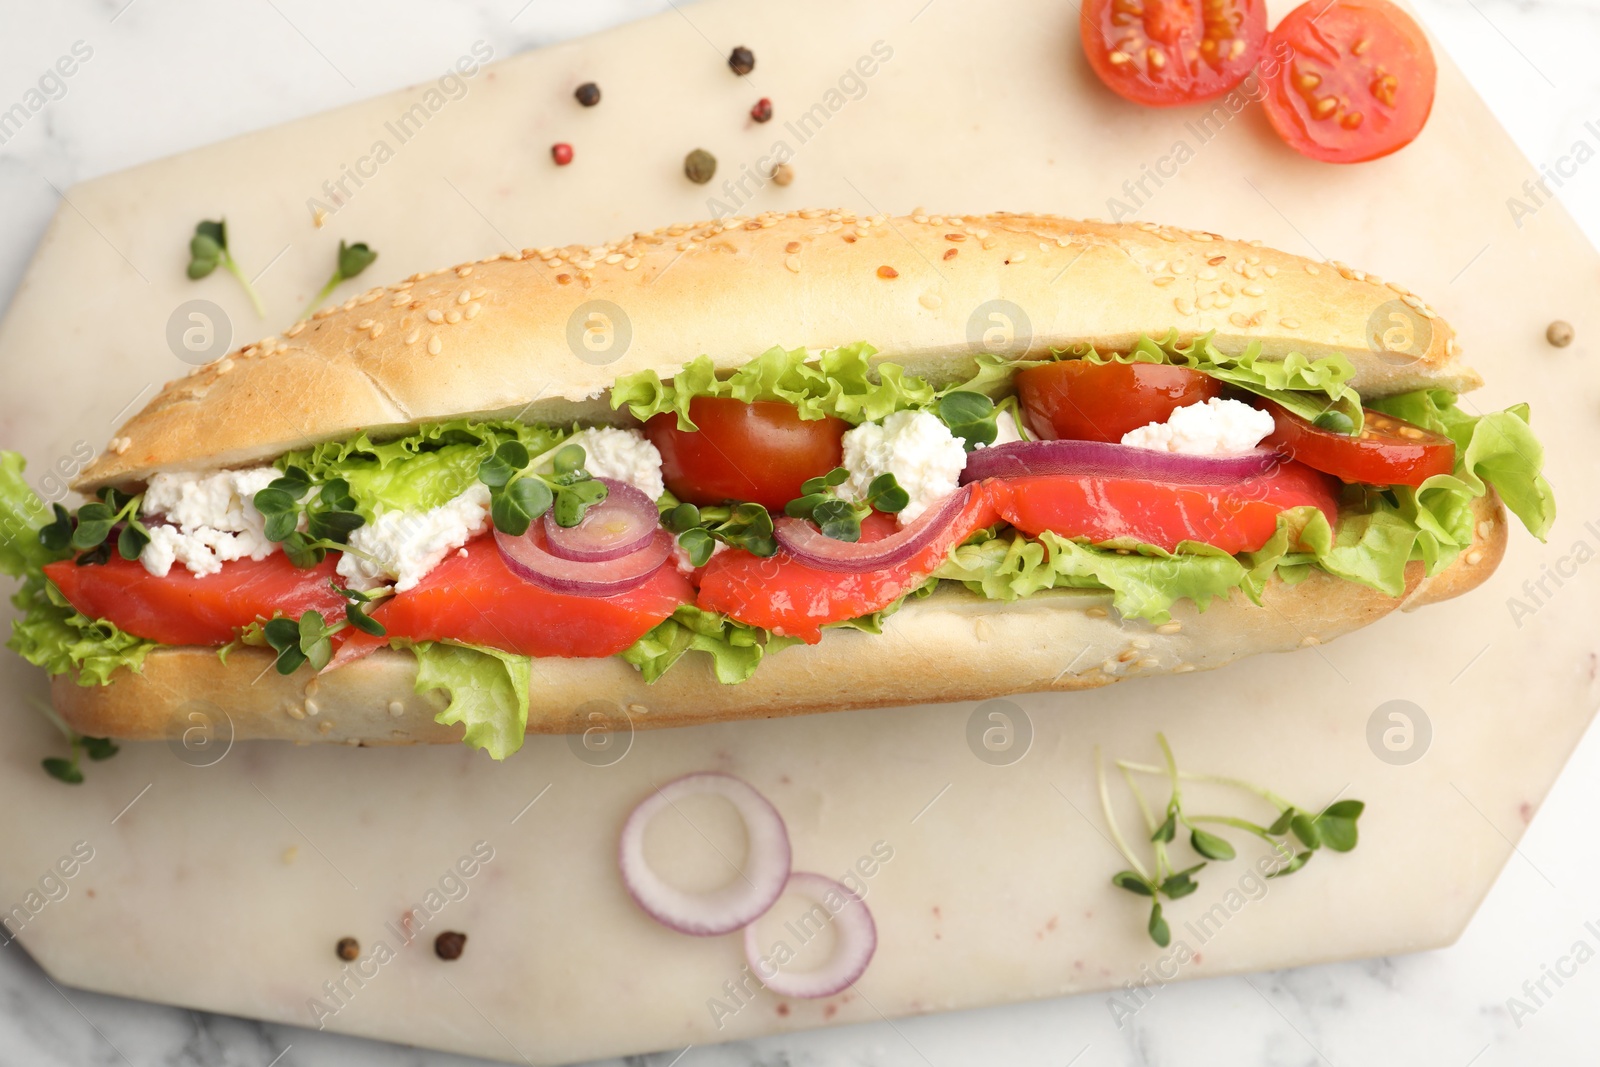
[0,211,1554,758]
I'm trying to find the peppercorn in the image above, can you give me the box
[574,82,601,107]
[750,97,773,123]
[770,162,794,186]
[1547,320,1575,348]
[551,143,574,166]
[336,937,359,961]
[684,148,717,184]
[728,46,755,76]
[434,930,468,960]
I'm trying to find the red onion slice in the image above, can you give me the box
[960,439,1283,486]
[543,478,658,562]
[495,524,672,596]
[743,872,877,999]
[618,773,793,937]
[772,485,972,573]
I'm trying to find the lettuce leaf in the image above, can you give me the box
[9,577,154,686]
[408,641,531,760]
[0,451,57,578]
[1070,332,1365,430]
[1368,389,1555,540]
[933,528,1259,624]
[282,420,566,518]
[620,604,798,684]
[610,342,937,430]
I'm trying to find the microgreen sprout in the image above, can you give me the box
[262,582,387,675]
[935,390,1030,451]
[252,465,367,568]
[29,696,117,785]
[40,490,150,565]
[663,501,776,565]
[1099,733,1365,946]
[477,441,608,536]
[784,467,909,542]
[187,219,266,317]
[300,240,378,321]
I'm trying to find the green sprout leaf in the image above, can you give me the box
[936,390,1001,450]
[300,239,378,321]
[863,473,909,514]
[1111,871,1155,897]
[1147,902,1171,947]
[42,757,83,784]
[1190,827,1237,861]
[187,219,265,317]
[1151,811,1177,844]
[1267,851,1313,879]
[82,736,119,761]
[1289,812,1322,850]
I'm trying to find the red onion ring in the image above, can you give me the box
[743,872,877,999]
[960,439,1284,486]
[543,478,657,562]
[495,523,672,596]
[772,485,972,573]
[618,773,793,937]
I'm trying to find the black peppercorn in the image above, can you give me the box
[574,82,601,107]
[336,937,359,961]
[728,46,755,76]
[434,930,467,960]
[684,148,718,185]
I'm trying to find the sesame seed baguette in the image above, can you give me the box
[51,493,1505,744]
[77,211,1477,492]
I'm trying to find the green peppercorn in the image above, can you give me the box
[684,148,718,185]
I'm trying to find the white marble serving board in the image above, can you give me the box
[0,0,1596,1063]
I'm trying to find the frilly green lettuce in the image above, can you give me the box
[281,419,566,518]
[610,342,937,430]
[620,604,798,684]
[408,640,531,760]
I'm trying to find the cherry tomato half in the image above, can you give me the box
[1261,0,1437,164]
[1080,0,1268,108]
[644,397,848,512]
[1261,402,1455,486]
[1016,360,1223,443]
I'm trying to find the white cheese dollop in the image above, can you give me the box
[336,483,492,593]
[563,426,665,501]
[1120,398,1275,456]
[840,410,969,525]
[139,467,280,578]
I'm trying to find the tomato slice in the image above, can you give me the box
[43,553,347,646]
[353,535,692,659]
[1016,360,1222,443]
[696,489,1001,643]
[991,461,1338,553]
[1080,0,1267,107]
[645,397,847,512]
[1261,0,1437,164]
[1262,402,1455,486]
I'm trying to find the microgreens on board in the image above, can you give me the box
[784,467,908,542]
[478,441,608,536]
[187,219,266,317]
[663,501,776,565]
[300,240,378,321]
[1099,733,1365,947]
[28,696,118,785]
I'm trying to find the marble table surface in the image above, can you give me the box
[1,1,1597,1065]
